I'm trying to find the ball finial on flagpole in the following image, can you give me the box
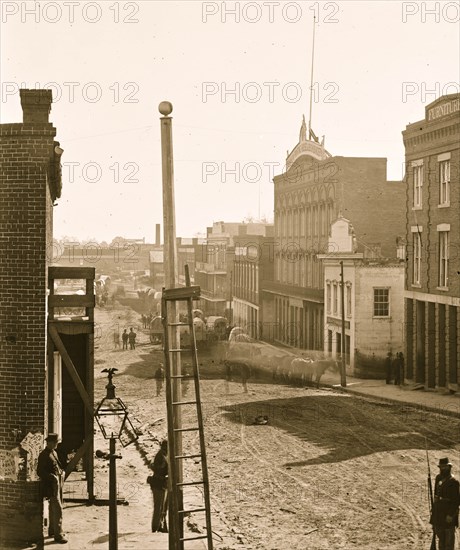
[159,101,173,116]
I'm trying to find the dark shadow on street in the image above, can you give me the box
[220,392,460,466]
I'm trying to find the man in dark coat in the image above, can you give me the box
[122,329,129,350]
[385,351,393,384]
[147,439,168,532]
[392,353,402,386]
[37,433,67,544]
[154,364,164,397]
[430,457,460,550]
[128,327,137,349]
[398,352,405,382]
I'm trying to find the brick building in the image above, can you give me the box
[177,237,206,287]
[263,117,406,351]
[232,227,274,339]
[194,222,269,319]
[403,93,460,390]
[0,90,62,545]
[318,218,405,377]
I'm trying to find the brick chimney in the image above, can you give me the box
[155,224,161,246]
[20,89,52,123]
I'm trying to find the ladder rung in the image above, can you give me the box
[170,375,193,379]
[180,535,208,542]
[163,286,201,301]
[167,322,190,326]
[177,480,205,487]
[175,454,202,460]
[174,427,200,432]
[172,400,197,406]
[178,507,206,515]
[168,349,185,353]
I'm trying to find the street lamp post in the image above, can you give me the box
[94,368,138,550]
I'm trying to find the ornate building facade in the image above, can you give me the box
[263,118,406,351]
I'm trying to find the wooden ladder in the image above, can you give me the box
[162,279,213,549]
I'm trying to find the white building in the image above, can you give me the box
[318,218,405,378]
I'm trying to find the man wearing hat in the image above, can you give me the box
[430,457,460,550]
[37,433,68,544]
[147,439,168,533]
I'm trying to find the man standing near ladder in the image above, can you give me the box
[148,439,169,533]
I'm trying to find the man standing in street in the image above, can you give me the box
[37,433,68,544]
[430,457,460,550]
[147,439,169,533]
[113,329,120,350]
[154,364,164,397]
[128,327,137,349]
[122,329,129,350]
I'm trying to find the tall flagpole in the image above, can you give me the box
[159,101,183,549]
[308,15,316,140]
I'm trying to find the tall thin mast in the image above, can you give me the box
[308,15,316,140]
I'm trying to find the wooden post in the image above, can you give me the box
[159,101,183,550]
[109,437,118,550]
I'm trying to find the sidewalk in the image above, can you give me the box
[29,441,219,550]
[252,340,460,418]
[320,371,460,418]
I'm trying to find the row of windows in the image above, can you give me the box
[275,203,334,238]
[234,263,259,294]
[326,283,390,318]
[276,256,323,288]
[412,158,452,209]
[326,282,352,317]
[412,230,449,288]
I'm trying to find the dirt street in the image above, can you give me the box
[86,303,460,550]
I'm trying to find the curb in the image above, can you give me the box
[323,383,460,419]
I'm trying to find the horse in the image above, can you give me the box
[298,358,340,388]
[289,357,314,386]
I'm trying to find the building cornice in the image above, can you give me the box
[404,290,460,307]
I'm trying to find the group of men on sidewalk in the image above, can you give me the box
[385,351,405,385]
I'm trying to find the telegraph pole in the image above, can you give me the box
[339,261,347,387]
[159,101,183,549]
[308,15,316,139]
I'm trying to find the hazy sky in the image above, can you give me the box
[1,0,459,242]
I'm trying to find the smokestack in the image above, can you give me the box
[155,223,161,246]
[20,89,52,123]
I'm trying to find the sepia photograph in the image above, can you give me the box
[0,1,459,549]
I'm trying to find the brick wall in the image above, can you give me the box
[403,94,460,296]
[0,90,60,546]
[340,157,406,259]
